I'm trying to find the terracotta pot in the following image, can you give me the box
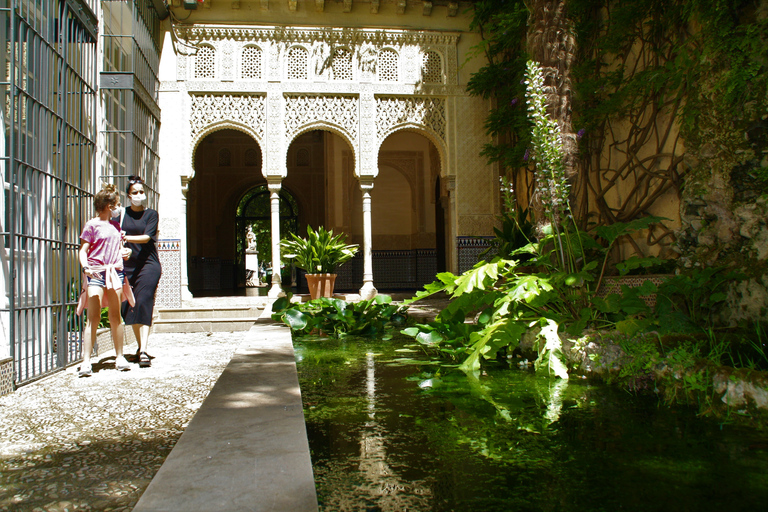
[305,273,337,299]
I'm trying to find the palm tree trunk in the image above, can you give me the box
[526,0,578,222]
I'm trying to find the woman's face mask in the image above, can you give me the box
[110,205,121,218]
[130,192,146,206]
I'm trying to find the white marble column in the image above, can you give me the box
[179,176,193,300]
[446,175,458,274]
[267,177,285,298]
[359,177,377,299]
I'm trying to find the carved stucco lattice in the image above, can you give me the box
[284,95,358,141]
[189,94,266,141]
[376,97,446,143]
[194,45,216,79]
[241,46,262,79]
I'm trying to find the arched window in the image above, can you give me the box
[218,148,231,167]
[287,46,308,80]
[422,51,442,84]
[378,49,398,82]
[296,148,310,166]
[332,48,353,80]
[241,46,262,79]
[195,45,216,79]
[245,148,259,167]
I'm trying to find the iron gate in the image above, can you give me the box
[1,0,98,386]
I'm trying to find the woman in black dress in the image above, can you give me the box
[121,176,162,367]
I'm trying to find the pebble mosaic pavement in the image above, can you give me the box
[0,331,243,512]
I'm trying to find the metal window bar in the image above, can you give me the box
[3,0,98,387]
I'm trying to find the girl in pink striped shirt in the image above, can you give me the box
[78,184,132,377]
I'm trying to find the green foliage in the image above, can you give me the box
[466,0,531,169]
[654,267,746,332]
[404,65,670,377]
[280,225,358,274]
[99,307,110,329]
[569,0,768,195]
[525,60,570,226]
[481,177,535,260]
[271,294,409,340]
[403,213,666,376]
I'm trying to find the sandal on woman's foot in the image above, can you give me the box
[139,352,151,368]
[78,363,92,377]
[115,355,131,371]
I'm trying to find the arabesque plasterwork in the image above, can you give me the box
[189,94,266,141]
[180,25,459,180]
[284,95,359,142]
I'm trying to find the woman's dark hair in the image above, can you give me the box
[126,175,144,195]
[94,183,119,212]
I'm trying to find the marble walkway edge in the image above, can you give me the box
[132,321,319,512]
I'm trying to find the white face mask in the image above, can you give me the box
[130,193,146,206]
[110,206,121,218]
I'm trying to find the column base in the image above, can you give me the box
[359,281,377,300]
[268,283,286,298]
[181,285,194,302]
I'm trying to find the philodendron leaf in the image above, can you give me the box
[459,318,525,373]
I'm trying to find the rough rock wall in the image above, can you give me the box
[676,119,768,323]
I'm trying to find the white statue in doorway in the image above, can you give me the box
[246,225,258,253]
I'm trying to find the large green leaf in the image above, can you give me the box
[283,308,309,330]
[459,318,526,372]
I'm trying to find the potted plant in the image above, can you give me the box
[280,226,359,299]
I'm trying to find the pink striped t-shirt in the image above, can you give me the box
[80,219,123,267]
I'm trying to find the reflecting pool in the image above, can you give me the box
[294,336,768,512]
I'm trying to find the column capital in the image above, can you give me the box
[444,174,456,191]
[358,176,375,191]
[180,175,191,198]
[267,175,282,193]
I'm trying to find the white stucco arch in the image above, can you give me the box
[189,121,265,180]
[377,125,447,178]
[285,122,358,177]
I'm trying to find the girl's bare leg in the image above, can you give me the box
[81,287,104,375]
[106,289,129,370]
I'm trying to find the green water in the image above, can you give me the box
[294,336,768,512]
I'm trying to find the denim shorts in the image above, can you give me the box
[87,269,125,288]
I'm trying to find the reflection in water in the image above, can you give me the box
[298,337,768,512]
[335,352,432,511]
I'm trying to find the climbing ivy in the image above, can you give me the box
[467,0,768,247]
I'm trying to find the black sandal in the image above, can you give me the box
[139,351,151,368]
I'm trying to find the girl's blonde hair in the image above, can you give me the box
[94,183,119,212]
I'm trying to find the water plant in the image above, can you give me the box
[271,294,409,339]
